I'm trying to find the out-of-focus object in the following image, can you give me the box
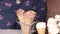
[36,22,46,34]
[16,0,21,4]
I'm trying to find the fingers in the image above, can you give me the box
[28,10,36,15]
[24,10,36,19]
[27,10,36,18]
[23,10,36,23]
[16,9,25,15]
[16,9,36,23]
[16,9,25,23]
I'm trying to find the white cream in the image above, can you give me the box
[36,22,46,28]
[48,27,59,34]
[47,23,58,28]
[55,15,60,21]
[47,17,58,28]
[47,17,57,24]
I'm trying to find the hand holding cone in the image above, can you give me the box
[16,9,60,34]
[16,9,36,34]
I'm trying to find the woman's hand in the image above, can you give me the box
[16,9,36,25]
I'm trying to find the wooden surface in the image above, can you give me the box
[47,0,60,19]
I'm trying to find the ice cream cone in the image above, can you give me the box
[36,22,46,34]
[47,21,59,34]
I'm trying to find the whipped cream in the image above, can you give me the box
[36,22,46,28]
[49,28,59,34]
[47,23,58,28]
[55,15,60,21]
[47,17,57,24]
